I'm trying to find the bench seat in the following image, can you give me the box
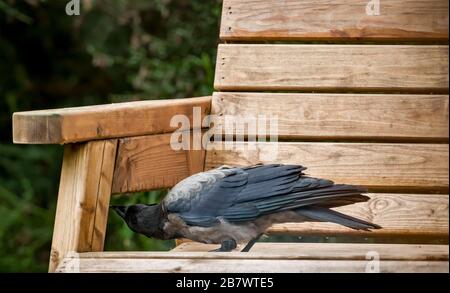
[56,243,449,273]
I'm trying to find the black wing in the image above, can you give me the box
[222,164,367,222]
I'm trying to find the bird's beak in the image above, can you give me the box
[111,205,127,219]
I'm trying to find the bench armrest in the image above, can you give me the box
[12,96,211,144]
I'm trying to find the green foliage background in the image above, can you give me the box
[0,0,222,272]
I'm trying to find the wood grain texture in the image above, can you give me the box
[220,0,449,42]
[91,142,117,252]
[214,44,449,92]
[12,96,211,144]
[49,139,117,272]
[171,242,449,261]
[267,193,449,239]
[186,130,206,175]
[111,131,205,194]
[205,142,449,192]
[57,252,449,273]
[211,92,449,142]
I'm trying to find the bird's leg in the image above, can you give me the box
[209,239,237,252]
[241,234,263,252]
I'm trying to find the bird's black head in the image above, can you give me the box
[111,204,167,239]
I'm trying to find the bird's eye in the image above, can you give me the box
[128,214,138,227]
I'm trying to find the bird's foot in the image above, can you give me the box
[241,234,263,252]
[209,239,237,252]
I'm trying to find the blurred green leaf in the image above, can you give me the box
[0,0,33,24]
[0,0,221,272]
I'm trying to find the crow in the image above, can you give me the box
[112,164,381,252]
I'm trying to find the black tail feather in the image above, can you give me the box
[296,206,381,230]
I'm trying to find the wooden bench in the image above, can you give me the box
[12,0,449,273]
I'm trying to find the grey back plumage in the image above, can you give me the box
[163,166,244,226]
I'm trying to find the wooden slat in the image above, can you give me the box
[186,130,207,175]
[49,139,117,272]
[12,96,211,144]
[205,142,449,192]
[267,193,448,239]
[171,243,449,261]
[214,44,449,92]
[57,251,449,273]
[220,0,449,42]
[112,132,205,194]
[211,92,449,142]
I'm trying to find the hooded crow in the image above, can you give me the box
[112,164,380,252]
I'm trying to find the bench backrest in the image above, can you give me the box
[202,0,449,241]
